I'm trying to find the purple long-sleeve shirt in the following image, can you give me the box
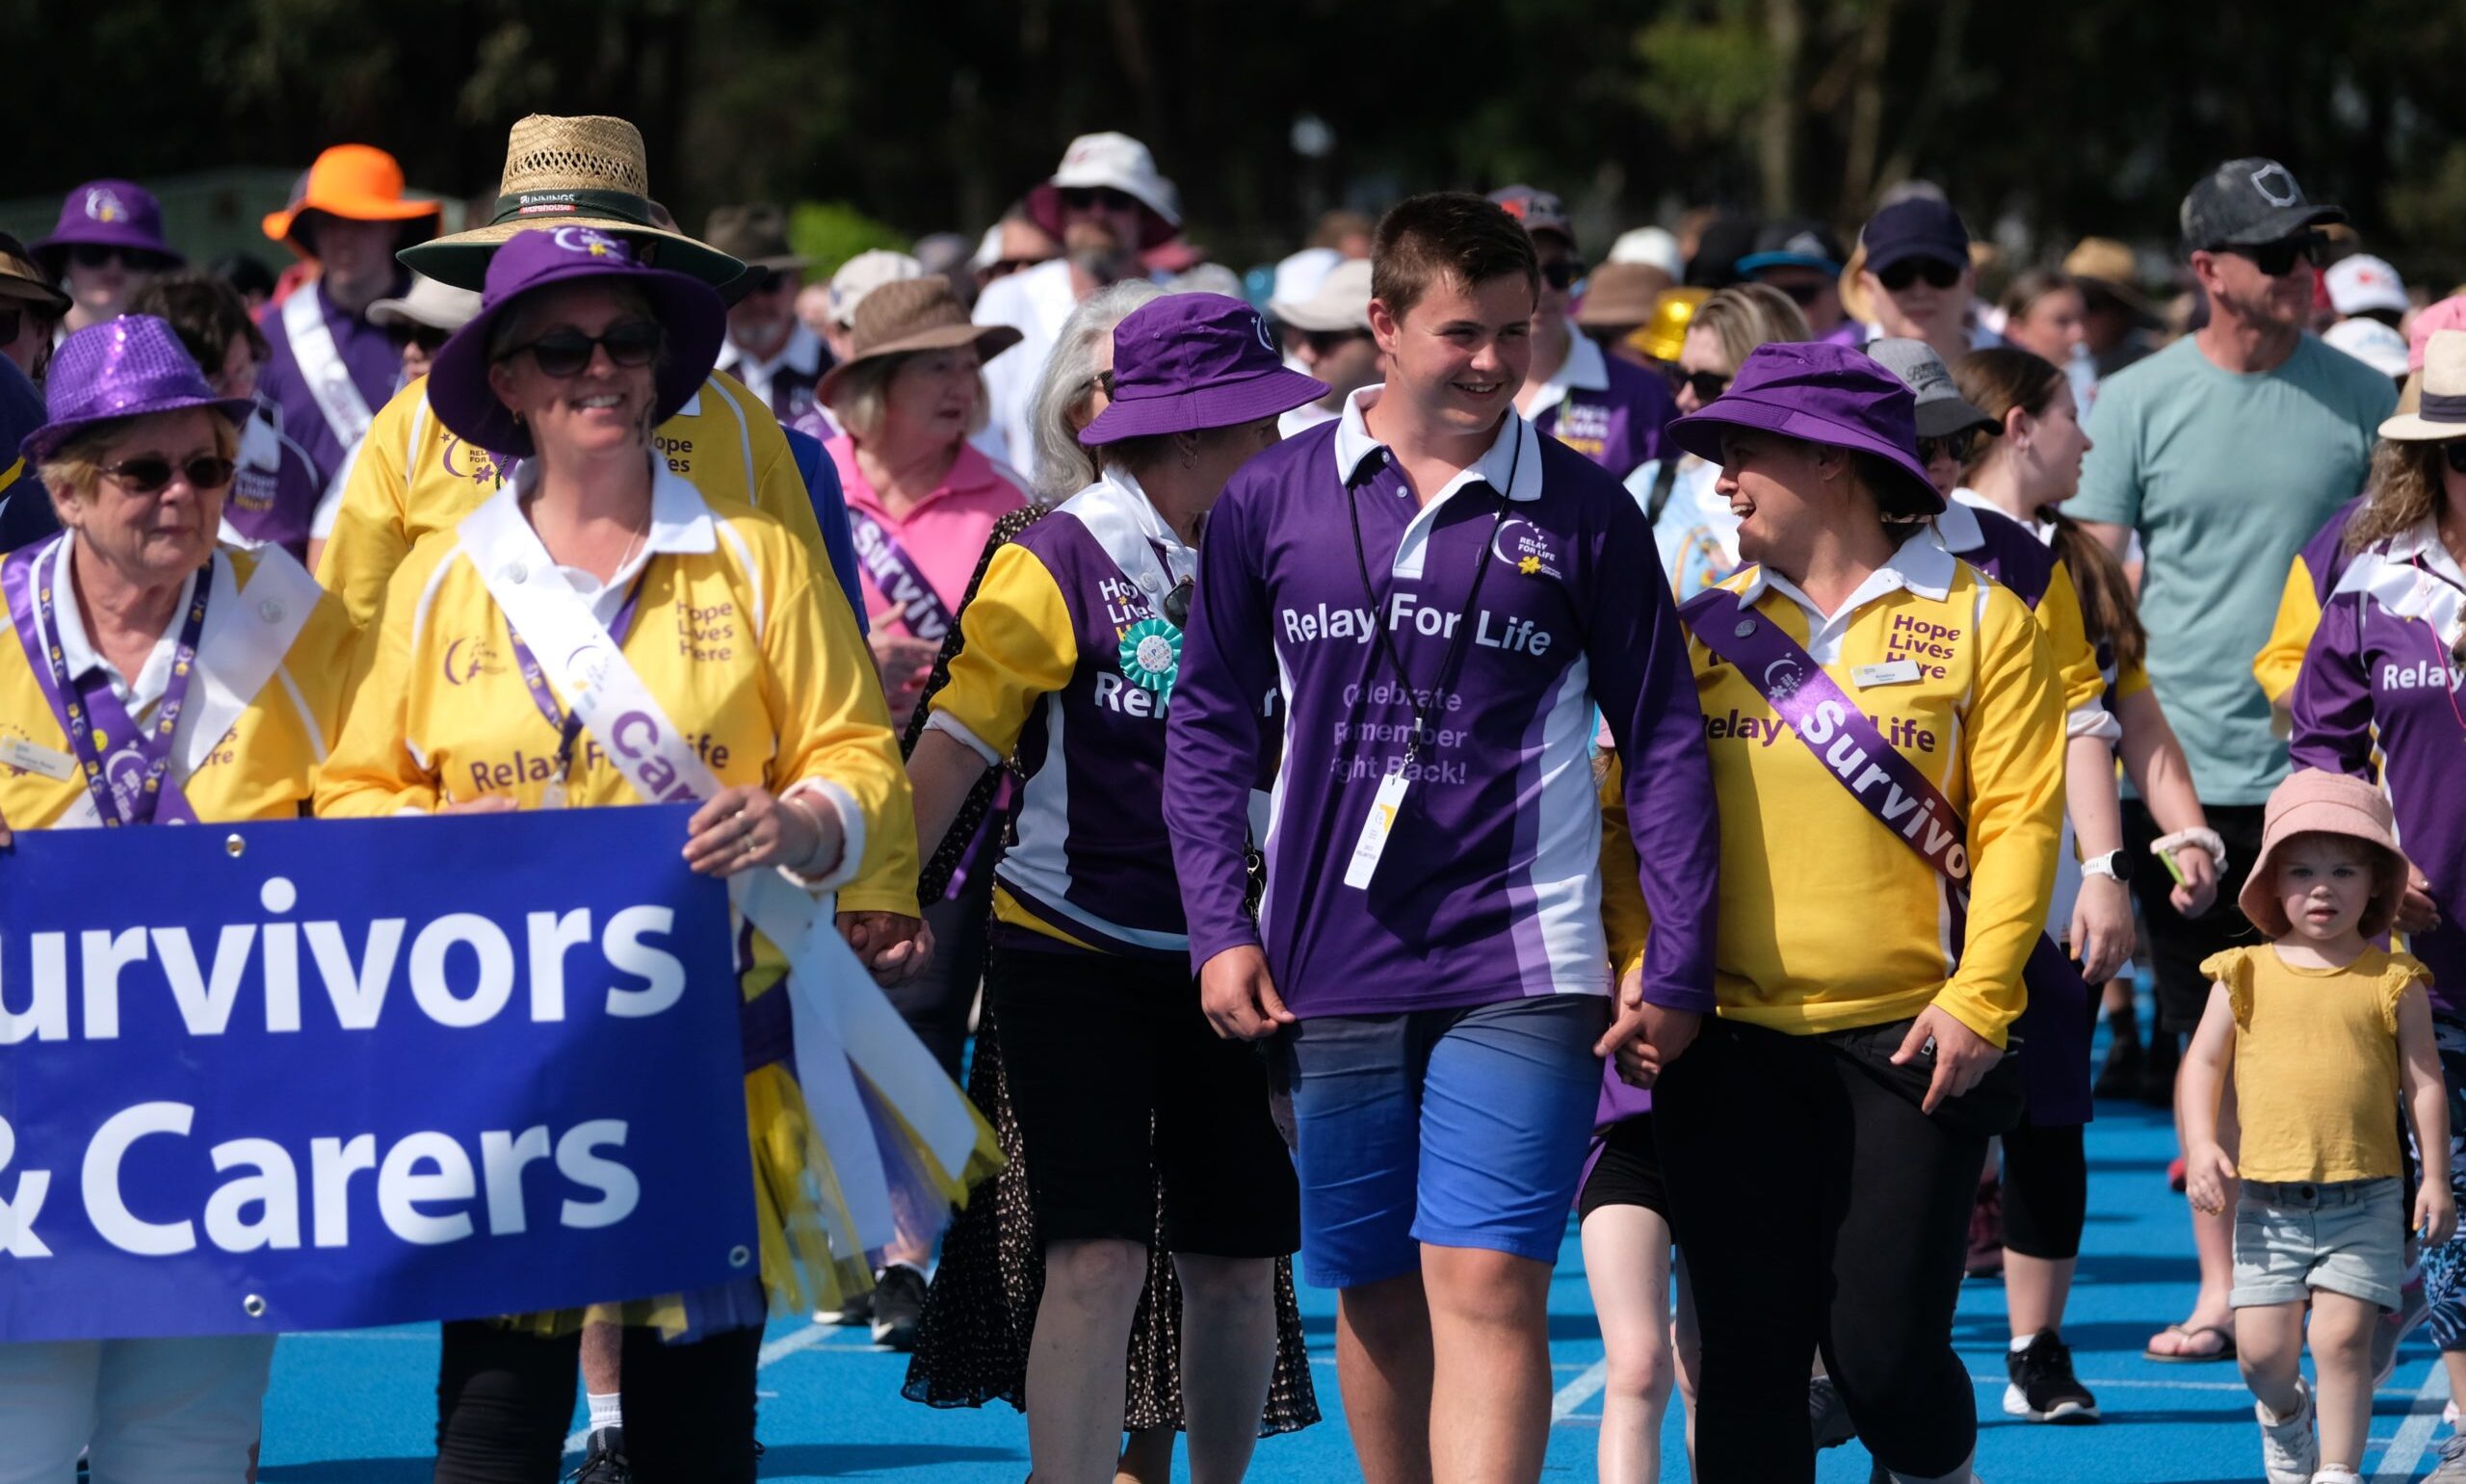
[1165,389,1718,1018]
[2292,520,2466,1015]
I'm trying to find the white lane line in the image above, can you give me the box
[1551,1358,1610,1422]
[563,1322,849,1455]
[2373,1362,2453,1483]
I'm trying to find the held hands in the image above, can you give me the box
[2069,875,2136,985]
[1199,945,1296,1041]
[1598,968,1701,1088]
[1891,1004,2003,1114]
[839,911,935,987]
[683,785,832,877]
[2169,845,2219,919]
[2184,1141,2238,1216]
[2419,1182,2458,1248]
[2400,866,2443,937]
[869,632,940,718]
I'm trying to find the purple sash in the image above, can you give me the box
[1680,584,2091,1125]
[848,508,953,642]
[1,535,203,827]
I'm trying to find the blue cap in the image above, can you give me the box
[1860,198,1970,276]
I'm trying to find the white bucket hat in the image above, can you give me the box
[827,249,924,327]
[367,273,485,334]
[1271,257,1374,333]
[2378,329,2466,441]
[1025,132,1182,249]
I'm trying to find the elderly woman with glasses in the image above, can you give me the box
[0,316,353,1480]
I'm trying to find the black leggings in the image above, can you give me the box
[433,1321,762,1483]
[2000,1119,2087,1262]
[1657,1018,1995,1482]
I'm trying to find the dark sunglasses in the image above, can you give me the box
[1301,328,1372,357]
[2444,442,2466,475]
[0,307,17,345]
[1539,258,1587,291]
[737,265,783,297]
[1771,278,1827,307]
[1164,577,1194,628]
[1915,429,1981,466]
[101,455,236,495]
[2217,233,2323,278]
[1061,187,1141,214]
[387,323,453,354]
[979,257,1042,281]
[1664,366,1731,404]
[1877,257,1962,292]
[496,320,664,378]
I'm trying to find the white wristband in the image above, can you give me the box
[2151,827,2228,875]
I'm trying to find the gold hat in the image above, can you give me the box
[1631,286,1711,363]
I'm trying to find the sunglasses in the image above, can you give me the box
[1915,429,1981,466]
[101,455,236,495]
[1061,187,1141,215]
[1877,258,1963,293]
[1164,577,1194,628]
[388,323,453,354]
[2445,442,2466,476]
[2216,233,2323,278]
[1664,366,1731,404]
[1771,278,1827,307]
[1539,258,1587,291]
[66,244,169,273]
[979,257,1042,281]
[496,320,664,378]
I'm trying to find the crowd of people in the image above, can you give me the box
[2,116,2464,1484]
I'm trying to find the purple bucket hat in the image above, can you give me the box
[20,316,254,465]
[1079,293,1326,446]
[1666,340,1943,513]
[31,180,185,274]
[427,226,725,459]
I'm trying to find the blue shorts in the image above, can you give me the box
[1276,994,1610,1289]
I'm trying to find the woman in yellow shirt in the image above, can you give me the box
[1601,342,2063,1483]
[317,227,977,1481]
[0,317,354,1479]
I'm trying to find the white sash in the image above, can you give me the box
[1055,468,1194,606]
[457,494,980,1254]
[282,287,375,452]
[52,546,320,830]
[2336,548,2466,656]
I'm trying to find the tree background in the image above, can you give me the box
[11,0,2466,286]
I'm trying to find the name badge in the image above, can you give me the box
[1343,768,1413,891]
[0,735,77,781]
[1852,659,1922,689]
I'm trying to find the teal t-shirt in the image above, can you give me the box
[2069,333,2394,805]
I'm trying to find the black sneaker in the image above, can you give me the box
[870,1263,929,1351]
[1809,1373,1856,1449]
[2003,1330,2098,1423]
[567,1425,634,1483]
[824,1288,872,1326]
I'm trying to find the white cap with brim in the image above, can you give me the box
[1271,257,1373,334]
[2322,317,2410,381]
[2379,329,2466,440]
[367,273,485,334]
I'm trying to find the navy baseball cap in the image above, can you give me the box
[1737,218,1846,276]
[1860,198,1970,276]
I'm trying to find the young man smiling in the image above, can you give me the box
[1166,193,1718,1483]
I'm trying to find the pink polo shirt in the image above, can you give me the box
[828,435,1031,638]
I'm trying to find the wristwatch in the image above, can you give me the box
[2081,849,2129,882]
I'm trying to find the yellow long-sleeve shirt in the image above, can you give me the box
[0,544,356,827]
[1602,541,2064,1046]
[316,470,918,920]
[316,371,826,631]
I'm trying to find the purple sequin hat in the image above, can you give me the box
[20,316,254,465]
[1078,293,1326,445]
[31,180,185,274]
[427,225,725,458]
[1666,340,1944,514]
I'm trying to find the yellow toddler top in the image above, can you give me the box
[2206,944,2428,1183]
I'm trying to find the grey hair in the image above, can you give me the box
[1027,278,1169,501]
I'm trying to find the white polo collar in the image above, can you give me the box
[1520,320,1610,421]
[2388,518,2466,592]
[44,532,202,716]
[1739,532,1954,663]
[1331,384,1544,503]
[479,453,718,617]
[718,322,825,380]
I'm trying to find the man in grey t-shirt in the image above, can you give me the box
[2069,156,2395,1364]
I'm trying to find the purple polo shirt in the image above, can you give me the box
[256,276,406,488]
[1167,388,1718,1017]
[2291,523,2466,1016]
[223,405,323,561]
[1529,331,1679,482]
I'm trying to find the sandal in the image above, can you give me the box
[2142,1321,2235,1363]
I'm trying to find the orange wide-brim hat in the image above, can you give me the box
[262,144,441,255]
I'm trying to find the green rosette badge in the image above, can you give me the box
[1118,616,1182,702]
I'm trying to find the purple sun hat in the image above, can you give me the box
[31,180,184,275]
[1079,293,1327,446]
[427,225,725,458]
[1666,339,1943,514]
[20,316,255,465]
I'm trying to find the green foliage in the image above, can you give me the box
[788,202,911,278]
[1634,10,1774,138]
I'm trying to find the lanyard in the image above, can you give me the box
[1346,419,1522,764]
[505,566,651,789]
[37,559,211,827]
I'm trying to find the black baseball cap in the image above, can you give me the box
[1860,198,1969,275]
[1737,218,1847,276]
[2180,158,2346,251]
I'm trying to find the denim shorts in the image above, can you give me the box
[1274,994,1610,1289]
[2231,1176,2406,1311]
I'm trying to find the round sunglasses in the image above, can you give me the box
[494,320,664,378]
[102,455,237,495]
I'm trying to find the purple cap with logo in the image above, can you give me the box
[427,225,726,458]
[1078,293,1326,446]
[1666,340,1943,514]
[31,180,185,274]
[20,316,254,465]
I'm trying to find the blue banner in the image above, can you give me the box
[0,805,759,1341]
